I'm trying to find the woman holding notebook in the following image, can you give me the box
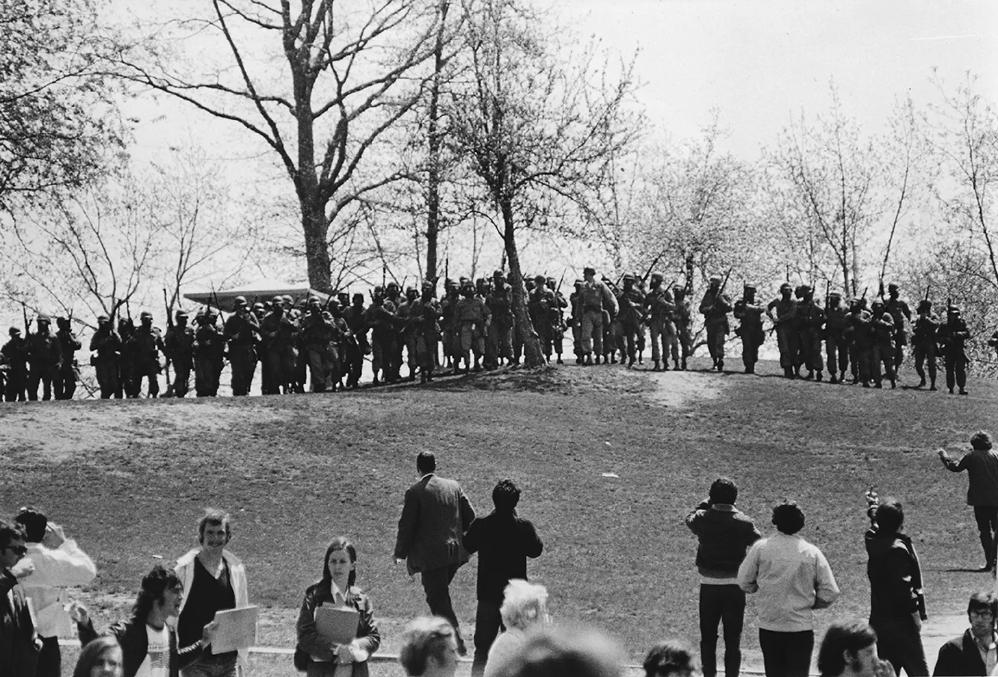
[296,537,382,676]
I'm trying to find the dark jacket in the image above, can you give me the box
[463,510,544,601]
[296,582,380,677]
[942,449,998,506]
[0,570,40,677]
[394,474,476,575]
[77,615,180,677]
[933,629,987,676]
[865,528,922,619]
[685,503,761,578]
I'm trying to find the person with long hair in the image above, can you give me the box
[72,637,123,677]
[296,537,381,677]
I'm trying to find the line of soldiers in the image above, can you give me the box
[0,316,81,402]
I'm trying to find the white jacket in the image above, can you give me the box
[175,548,251,669]
[21,540,97,638]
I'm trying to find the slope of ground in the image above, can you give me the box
[1,358,995,675]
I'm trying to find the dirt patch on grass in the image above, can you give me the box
[645,368,729,409]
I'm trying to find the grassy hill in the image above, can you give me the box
[1,358,994,673]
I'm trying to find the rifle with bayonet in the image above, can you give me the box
[21,301,31,336]
[162,288,174,397]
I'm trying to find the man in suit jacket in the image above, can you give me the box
[0,520,41,677]
[395,452,476,655]
[934,591,997,676]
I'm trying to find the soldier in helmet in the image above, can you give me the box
[528,275,557,363]
[796,285,825,381]
[365,286,401,385]
[54,316,81,399]
[88,315,121,398]
[411,282,443,383]
[26,315,61,400]
[767,283,798,378]
[643,273,676,372]
[440,279,461,368]
[485,271,514,369]
[937,305,971,395]
[699,275,732,371]
[546,277,568,365]
[568,279,585,364]
[341,294,367,388]
[672,284,691,370]
[259,295,298,394]
[453,280,491,373]
[1,328,28,401]
[614,274,645,368]
[163,309,195,397]
[224,296,260,396]
[733,283,765,374]
[823,292,850,384]
[132,311,166,397]
[884,283,912,377]
[300,296,337,392]
[118,316,139,397]
[870,300,897,389]
[847,297,874,387]
[399,286,421,380]
[911,299,939,390]
[193,307,225,396]
[578,267,617,366]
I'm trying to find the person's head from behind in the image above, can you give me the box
[772,501,805,535]
[399,616,458,677]
[14,506,47,543]
[493,479,521,514]
[197,507,231,551]
[971,431,993,452]
[642,639,698,677]
[873,498,903,534]
[708,478,737,506]
[321,536,358,589]
[490,624,624,677]
[0,520,27,570]
[417,452,436,476]
[967,591,998,640]
[499,579,548,631]
[73,637,123,677]
[133,564,183,622]
[817,620,878,677]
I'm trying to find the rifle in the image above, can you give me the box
[860,286,868,300]
[825,279,831,308]
[924,284,930,302]
[718,267,734,296]
[21,301,30,336]
[162,288,174,397]
[641,250,666,284]
[163,289,174,330]
[877,278,885,300]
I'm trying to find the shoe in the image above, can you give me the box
[653,360,660,371]
[930,384,937,391]
[556,357,564,364]
[917,378,925,388]
[874,382,883,389]
[891,380,896,389]
[980,562,996,572]
[949,388,954,394]
[960,389,968,395]
[816,372,823,381]
[717,359,724,371]
[829,376,838,384]
[804,371,814,381]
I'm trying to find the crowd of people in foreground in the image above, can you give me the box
[3,433,998,677]
[2,270,997,403]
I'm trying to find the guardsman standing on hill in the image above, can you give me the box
[911,299,939,390]
[699,274,732,372]
[88,315,121,399]
[644,273,676,372]
[300,297,336,392]
[614,274,646,368]
[528,275,556,362]
[937,304,972,395]
[884,283,912,377]
[342,293,368,388]
[259,295,298,394]
[578,267,617,366]
[796,286,825,381]
[2,328,28,401]
[453,281,490,374]
[733,283,765,374]
[224,296,260,396]
[870,300,897,389]
[673,284,692,370]
[486,271,514,369]
[26,315,61,401]
[849,298,875,387]
[568,279,585,364]
[193,308,225,396]
[164,309,196,398]
[411,282,442,383]
[767,284,798,378]
[399,287,420,380]
[823,292,849,384]
[365,287,401,385]
[132,311,166,398]
[546,276,568,365]
[53,317,81,400]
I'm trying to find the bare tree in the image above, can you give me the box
[446,0,637,366]
[113,0,456,292]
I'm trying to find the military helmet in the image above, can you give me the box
[352,293,365,303]
[888,283,899,292]
[948,304,961,313]
[650,272,663,283]
[779,282,793,293]
[96,314,109,323]
[421,280,434,290]
[272,295,283,304]
[176,309,189,319]
[916,299,931,313]
[9,327,20,336]
[252,302,265,311]
[574,279,583,287]
[743,283,756,291]
[828,291,841,299]
[492,269,504,279]
[622,273,635,282]
[872,299,884,309]
[534,274,546,283]
[140,311,153,320]
[37,314,50,324]
[233,296,248,307]
[583,266,596,276]
[709,275,721,284]
[546,276,556,286]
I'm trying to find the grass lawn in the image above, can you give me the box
[1,357,994,675]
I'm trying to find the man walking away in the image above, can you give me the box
[686,478,761,677]
[938,431,998,571]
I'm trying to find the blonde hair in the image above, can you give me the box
[500,579,549,630]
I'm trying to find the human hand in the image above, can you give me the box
[68,601,89,624]
[874,657,897,677]
[202,620,219,646]
[10,559,34,580]
[43,521,66,548]
[335,644,355,663]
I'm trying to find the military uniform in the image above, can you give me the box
[823,294,849,383]
[453,285,490,373]
[117,319,139,397]
[193,310,225,396]
[259,301,298,394]
[911,300,939,390]
[485,275,514,369]
[411,286,442,382]
[398,290,420,380]
[848,301,875,386]
[130,313,165,397]
[578,269,617,365]
[88,318,121,398]
[884,285,912,373]
[733,285,765,374]
[698,276,732,371]
[224,299,260,396]
[54,317,81,399]
[937,306,971,395]
[870,303,896,388]
[528,278,558,362]
[644,276,677,371]
[365,292,400,385]
[164,311,196,398]
[1,328,28,401]
[795,287,825,380]
[300,304,338,392]
[546,279,568,364]
[767,285,798,378]
[672,287,692,370]
[26,317,61,401]
[614,276,645,367]
[341,296,367,388]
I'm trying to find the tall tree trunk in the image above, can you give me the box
[302,199,332,292]
[424,0,449,284]
[500,199,544,366]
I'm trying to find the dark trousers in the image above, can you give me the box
[758,629,813,677]
[36,635,60,677]
[173,359,192,397]
[472,598,503,677]
[699,584,745,677]
[945,354,968,390]
[974,506,998,565]
[421,564,461,633]
[870,612,928,676]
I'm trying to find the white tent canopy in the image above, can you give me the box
[183,279,331,313]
